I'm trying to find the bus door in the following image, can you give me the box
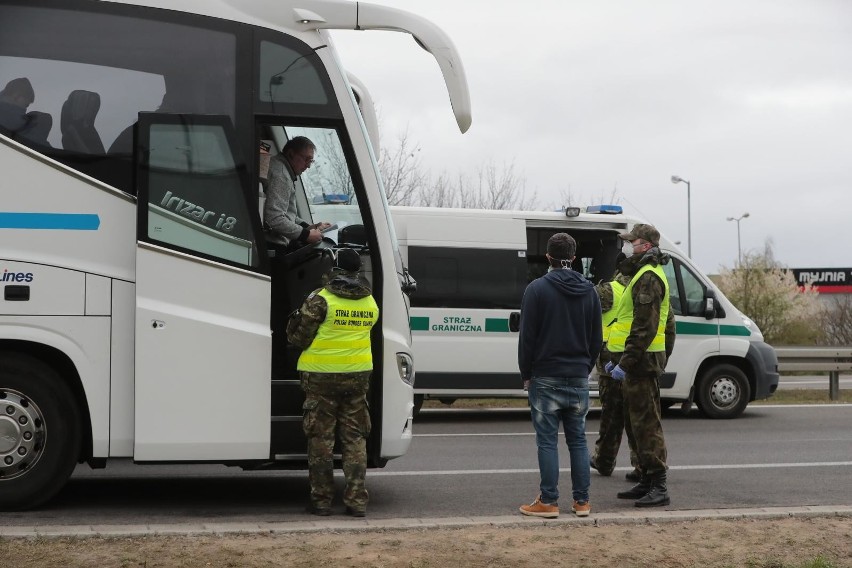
[133,113,272,461]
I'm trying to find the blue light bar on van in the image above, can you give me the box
[585,205,623,214]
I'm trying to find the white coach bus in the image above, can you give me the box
[391,205,779,419]
[0,0,471,510]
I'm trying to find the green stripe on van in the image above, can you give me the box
[485,318,510,332]
[676,321,719,335]
[410,316,429,331]
[675,321,750,336]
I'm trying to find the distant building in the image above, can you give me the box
[792,268,852,305]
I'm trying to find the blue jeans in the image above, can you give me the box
[528,376,590,504]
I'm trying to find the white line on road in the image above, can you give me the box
[372,462,852,476]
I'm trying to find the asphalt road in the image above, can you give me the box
[3,401,851,526]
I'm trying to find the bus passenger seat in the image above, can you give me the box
[61,90,105,154]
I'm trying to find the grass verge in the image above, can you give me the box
[422,388,851,410]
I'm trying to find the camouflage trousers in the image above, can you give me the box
[622,371,668,475]
[301,372,372,510]
[592,375,638,474]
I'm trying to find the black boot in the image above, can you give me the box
[635,471,670,508]
[625,467,641,482]
[616,474,650,499]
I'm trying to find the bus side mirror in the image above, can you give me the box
[402,269,417,296]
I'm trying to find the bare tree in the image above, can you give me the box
[716,241,822,345]
[818,295,852,345]
[543,186,620,212]
[378,127,425,206]
[419,160,537,210]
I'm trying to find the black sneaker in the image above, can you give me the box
[345,506,366,517]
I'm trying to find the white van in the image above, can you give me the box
[390,205,779,419]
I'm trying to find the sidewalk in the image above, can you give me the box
[3,505,850,539]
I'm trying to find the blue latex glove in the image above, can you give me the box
[604,361,614,374]
[610,364,626,381]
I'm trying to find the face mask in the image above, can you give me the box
[622,242,635,256]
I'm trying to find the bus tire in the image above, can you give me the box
[0,352,82,510]
[695,364,750,419]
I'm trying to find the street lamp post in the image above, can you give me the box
[726,212,750,266]
[671,175,691,258]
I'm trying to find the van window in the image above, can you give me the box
[407,247,527,309]
[664,259,708,318]
[679,261,708,317]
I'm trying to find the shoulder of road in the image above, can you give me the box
[4,506,851,539]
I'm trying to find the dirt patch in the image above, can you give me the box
[3,516,851,568]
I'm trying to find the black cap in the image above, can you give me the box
[336,248,361,272]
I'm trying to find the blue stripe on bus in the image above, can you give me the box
[0,212,100,230]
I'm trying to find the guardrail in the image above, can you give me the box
[774,346,852,401]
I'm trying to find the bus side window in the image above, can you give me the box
[408,246,526,309]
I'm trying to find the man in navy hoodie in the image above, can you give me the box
[518,233,602,519]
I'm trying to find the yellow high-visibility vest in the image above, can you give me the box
[607,264,669,353]
[297,289,379,373]
[602,280,626,343]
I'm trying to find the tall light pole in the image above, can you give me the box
[726,212,750,266]
[671,175,691,258]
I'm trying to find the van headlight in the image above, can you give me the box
[742,316,764,340]
[396,352,414,386]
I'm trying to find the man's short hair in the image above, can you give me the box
[547,232,577,261]
[282,135,316,156]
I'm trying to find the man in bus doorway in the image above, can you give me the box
[287,248,379,517]
[606,224,676,507]
[264,135,331,253]
[518,233,602,518]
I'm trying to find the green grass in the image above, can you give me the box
[422,388,851,410]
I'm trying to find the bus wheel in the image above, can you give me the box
[412,395,424,418]
[695,364,750,419]
[438,398,457,406]
[0,353,82,510]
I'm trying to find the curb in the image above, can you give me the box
[2,506,851,539]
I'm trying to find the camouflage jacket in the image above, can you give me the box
[286,269,375,350]
[610,248,677,377]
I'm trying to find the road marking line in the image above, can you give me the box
[372,462,852,476]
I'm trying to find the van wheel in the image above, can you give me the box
[695,364,750,419]
[412,395,424,419]
[0,353,82,510]
[438,398,457,406]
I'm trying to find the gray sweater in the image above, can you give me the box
[263,153,309,245]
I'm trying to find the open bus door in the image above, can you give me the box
[133,113,272,461]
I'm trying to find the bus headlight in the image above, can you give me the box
[396,352,414,386]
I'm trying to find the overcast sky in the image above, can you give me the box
[331,0,852,274]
